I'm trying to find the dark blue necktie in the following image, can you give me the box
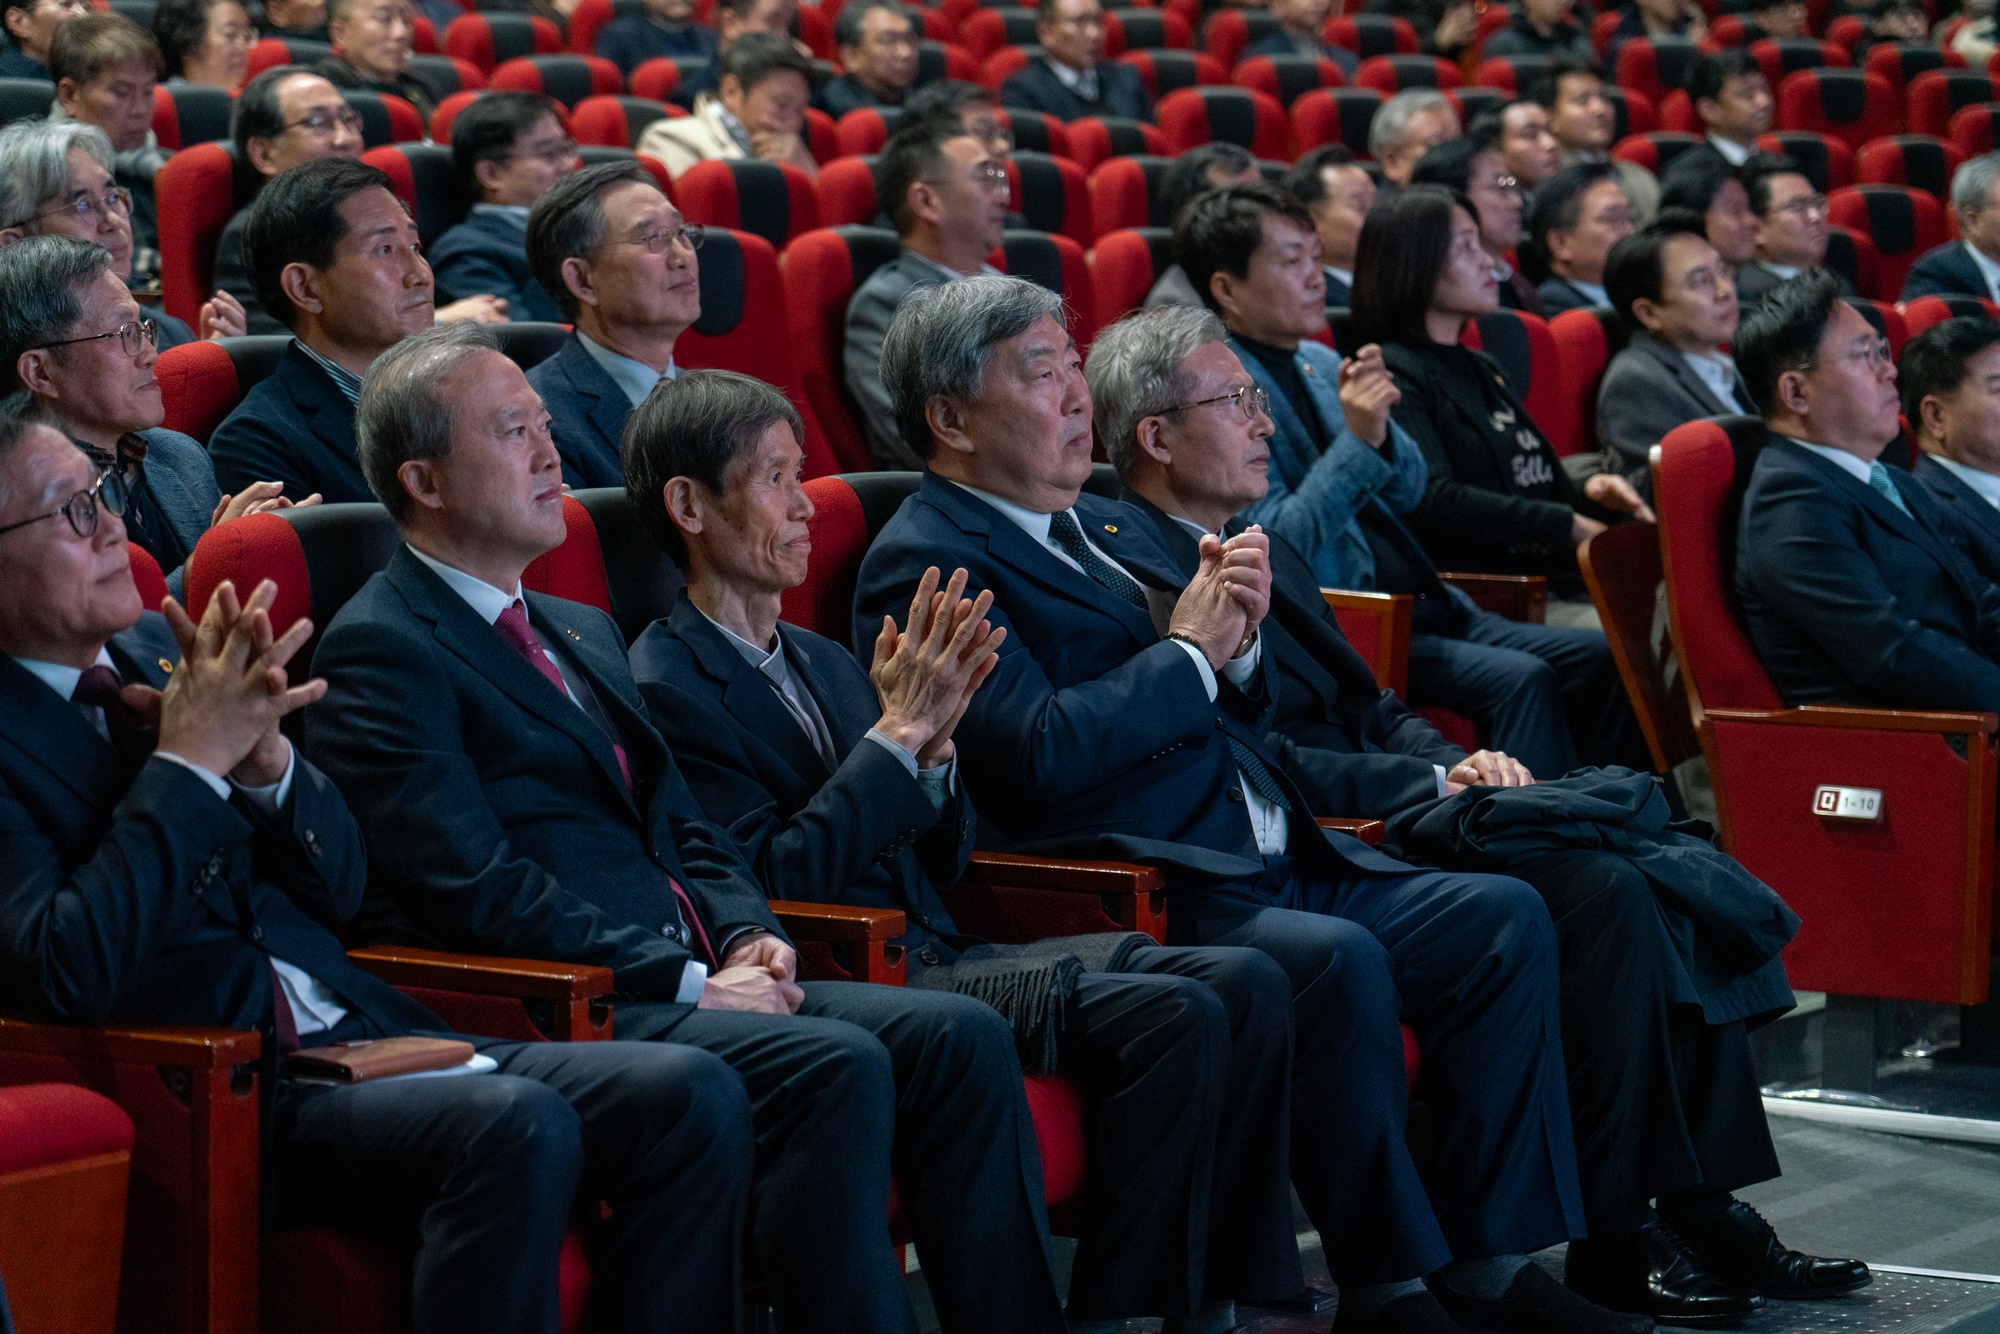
[1048,510,1147,609]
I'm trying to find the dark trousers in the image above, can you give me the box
[1192,860,1586,1286]
[271,1038,752,1334]
[619,981,1066,1334]
[1057,944,1302,1319]
[1510,850,1781,1233]
[1408,610,1649,779]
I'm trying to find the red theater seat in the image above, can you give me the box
[155,336,283,444]
[153,141,240,328]
[1775,67,1896,150]
[408,52,487,97]
[834,105,902,156]
[128,543,168,611]
[1856,133,1965,198]
[1824,223,1879,300]
[1908,67,2000,139]
[1828,183,1947,299]
[1009,150,1094,244]
[995,228,1100,347]
[630,54,708,101]
[1087,153,1175,232]
[1861,38,1961,92]
[1352,52,1459,93]
[445,12,565,73]
[148,80,231,149]
[675,158,822,249]
[1472,54,1552,95]
[244,34,329,80]
[1290,86,1383,157]
[1115,48,1226,100]
[1903,292,2000,336]
[1755,128,1856,190]
[779,224,904,471]
[362,142,460,244]
[805,107,839,164]
[1606,85,1657,138]
[0,1083,132,1334]
[1612,129,1706,175]
[1845,295,1909,361]
[1549,307,1630,459]
[489,53,625,106]
[1104,8,1192,52]
[1324,13,1418,56]
[1233,53,1347,106]
[1590,7,1621,58]
[1825,11,1866,51]
[1201,7,1278,67]
[1462,308,1565,455]
[570,93,681,148]
[1948,100,2000,158]
[1066,114,1170,169]
[963,6,1038,60]
[1616,35,1705,105]
[1658,87,1698,132]
[1088,225,1174,322]
[1155,86,1290,158]
[979,44,1032,91]
[340,89,424,146]
[678,227,839,477]
[1653,416,1994,1017]
[1001,108,1072,158]
[566,0,621,54]
[813,153,878,226]
[1748,35,1848,86]
[916,39,981,85]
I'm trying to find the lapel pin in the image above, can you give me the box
[157,659,174,673]
[564,629,581,641]
[1103,524,1118,534]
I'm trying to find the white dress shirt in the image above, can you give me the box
[953,481,1290,853]
[577,332,679,409]
[409,545,709,1003]
[1964,240,2000,305]
[1682,349,1750,413]
[1565,278,1610,306]
[1928,453,2000,510]
[1786,437,1876,486]
[1706,134,1753,166]
[1048,56,1100,101]
[1325,265,1354,292]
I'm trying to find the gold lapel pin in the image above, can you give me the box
[1103,524,1118,534]
[157,659,174,673]
[564,629,581,641]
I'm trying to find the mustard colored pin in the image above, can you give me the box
[1104,524,1118,534]
[158,659,174,673]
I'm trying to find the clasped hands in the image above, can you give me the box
[1171,526,1271,672]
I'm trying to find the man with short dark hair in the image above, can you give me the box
[1142,142,1262,311]
[593,0,716,78]
[49,12,167,279]
[844,121,1007,469]
[429,91,575,322]
[1735,271,2000,712]
[1901,153,2000,302]
[0,0,87,78]
[999,0,1152,123]
[1602,0,1706,65]
[0,411,755,1334]
[259,0,328,42]
[1657,151,1761,276]
[625,365,1312,1334]
[1242,0,1356,77]
[1734,152,1851,301]
[638,31,818,178]
[1526,160,1636,313]
[662,0,801,109]
[818,0,918,117]
[1906,316,2000,549]
[1685,50,1771,168]
[526,161,701,487]
[1596,209,1752,494]
[1482,0,1594,63]
[306,320,1071,1334]
[1529,60,1658,222]
[313,0,438,119]
[1284,145,1374,306]
[209,158,436,505]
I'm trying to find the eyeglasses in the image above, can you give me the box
[601,222,705,254]
[1773,191,1829,218]
[1842,337,1894,370]
[930,163,1010,192]
[34,317,156,359]
[1167,384,1270,421]
[0,469,127,541]
[284,105,364,136]
[34,185,132,229]
[966,118,1015,152]
[505,136,578,166]
[1475,173,1520,194]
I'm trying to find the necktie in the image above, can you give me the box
[1868,462,1913,518]
[269,966,302,1053]
[494,602,713,965]
[1048,510,1147,609]
[72,665,156,766]
[1226,735,1294,812]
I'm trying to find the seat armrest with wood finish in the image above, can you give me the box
[346,946,615,1042]
[1322,589,1411,695]
[1318,816,1387,845]
[956,852,1167,942]
[1440,572,1547,624]
[769,901,908,985]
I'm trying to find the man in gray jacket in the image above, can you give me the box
[1596,209,1754,496]
[843,119,1006,468]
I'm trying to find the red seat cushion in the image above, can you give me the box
[445,12,565,72]
[570,94,679,149]
[1947,100,2000,159]
[489,53,626,106]
[675,158,822,249]
[128,544,168,612]
[813,154,879,227]
[1352,53,1460,94]
[1324,13,1418,57]
[154,142,238,328]
[1089,226,1173,323]
[780,226,904,473]
[1291,87,1383,158]
[155,339,242,445]
[1855,134,1964,199]
[1114,49,1225,101]
[1065,115,1169,170]
[1008,151,1093,245]
[1827,183,1947,300]
[0,1083,133,1176]
[521,496,614,615]
[1154,86,1290,159]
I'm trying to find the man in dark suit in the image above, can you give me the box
[623,367,1316,1332]
[1092,303,1865,1330]
[0,417,752,1334]
[1241,0,1357,75]
[429,91,573,322]
[852,274,1613,1334]
[1525,161,1634,315]
[1905,316,2000,557]
[525,161,698,489]
[845,123,1007,469]
[0,236,316,598]
[1597,210,1755,497]
[209,158,437,505]
[1736,271,2000,713]
[1900,152,2000,302]
[594,0,717,76]
[312,0,440,120]
[1732,153,1854,304]
[817,0,917,118]
[999,0,1152,123]
[304,323,1068,1334]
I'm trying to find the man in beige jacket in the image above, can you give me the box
[637,32,819,180]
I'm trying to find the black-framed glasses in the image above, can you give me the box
[0,470,127,541]
[600,223,705,254]
[284,105,363,136]
[35,318,156,360]
[505,136,579,166]
[35,186,133,229]
[1167,384,1270,421]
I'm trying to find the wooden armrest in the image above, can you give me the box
[0,1015,260,1069]
[768,902,906,985]
[1321,588,1412,696]
[347,945,615,1001]
[1439,571,1548,624]
[961,851,1163,895]
[1317,816,1387,845]
[1706,706,1999,737]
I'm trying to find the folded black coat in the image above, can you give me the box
[1405,768,1799,1027]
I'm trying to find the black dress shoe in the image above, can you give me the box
[1565,1220,1765,1329]
[1664,1198,1872,1299]
[1244,1285,1338,1315]
[1333,1289,1490,1333]
[1431,1261,1655,1333]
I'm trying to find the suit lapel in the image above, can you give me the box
[778,624,869,760]
[1937,460,2000,547]
[525,592,662,814]
[1788,443,1969,573]
[1636,334,1731,417]
[0,656,116,805]
[561,340,637,463]
[1295,345,1345,443]
[672,598,833,786]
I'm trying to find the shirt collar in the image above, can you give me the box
[470,203,532,226]
[1169,512,1211,540]
[1565,278,1609,305]
[11,645,113,705]
[577,331,677,409]
[1785,436,1877,486]
[292,338,364,408]
[1324,264,1354,288]
[708,97,754,153]
[909,251,1003,283]
[1760,260,1802,280]
[407,544,522,625]
[1964,240,2000,302]
[948,478,1060,545]
[1707,134,1753,165]
[1930,453,2000,509]
[1047,57,1096,91]
[694,603,788,678]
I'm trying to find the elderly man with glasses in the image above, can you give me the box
[525,160,705,488]
[0,235,310,595]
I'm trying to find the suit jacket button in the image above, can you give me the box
[919,947,939,965]
[1225,787,1246,803]
[302,830,321,858]
[249,925,265,943]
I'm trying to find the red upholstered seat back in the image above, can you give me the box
[1776,67,1897,149]
[490,53,626,106]
[1611,129,1706,175]
[154,142,239,327]
[1754,129,1856,189]
[567,0,618,53]
[1947,100,2000,159]
[1903,293,2000,337]
[1086,154,1170,233]
[1065,115,1169,170]
[1000,108,1071,159]
[1324,13,1417,56]
[1855,134,1964,199]
[1652,418,1785,713]
[409,52,487,97]
[522,497,615,615]
[994,229,1100,348]
[1007,150,1092,245]
[1908,67,2000,138]
[1547,307,1627,458]
[1155,86,1290,158]
[570,94,681,148]
[962,6,1037,60]
[1828,183,1947,300]
[339,89,424,146]
[813,153,878,226]
[780,475,872,636]
[1233,53,1347,108]
[1089,226,1174,324]
[1862,38,1960,93]
[1115,49,1225,100]
[1290,87,1383,157]
[128,544,168,612]
[1351,53,1459,94]
[156,339,240,444]
[631,55,707,101]
[1104,8,1192,53]
[1749,36,1848,87]
[676,159,822,250]
[362,142,460,246]
[445,12,564,71]
[1615,35,1702,105]
[834,105,897,156]
[245,35,329,80]
[150,81,233,151]
[1200,8,1273,67]
[1459,309,1564,455]
[780,225,904,473]
[0,1082,133,1175]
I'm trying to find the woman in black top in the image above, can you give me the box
[1350,184,1653,595]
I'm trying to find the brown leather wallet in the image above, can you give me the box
[282,1036,478,1083]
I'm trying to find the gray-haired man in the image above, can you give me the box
[1369,90,1460,189]
[1902,152,2000,301]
